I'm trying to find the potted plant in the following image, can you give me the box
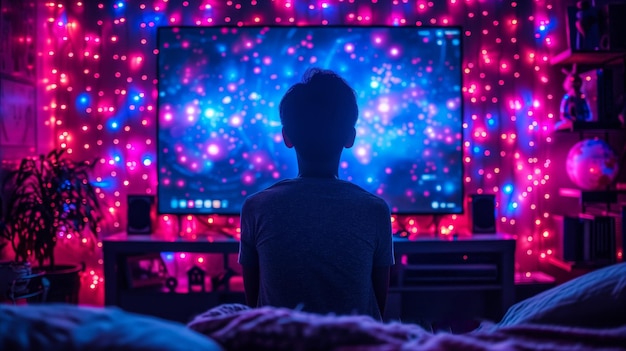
[1,149,104,303]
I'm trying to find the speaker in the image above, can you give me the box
[127,195,154,235]
[470,194,496,234]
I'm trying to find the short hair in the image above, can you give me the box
[279,68,358,160]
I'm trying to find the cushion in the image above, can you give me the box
[0,303,223,351]
[497,262,626,328]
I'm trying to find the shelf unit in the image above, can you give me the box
[550,49,626,268]
[550,49,626,66]
[558,188,625,214]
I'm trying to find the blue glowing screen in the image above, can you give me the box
[157,26,463,214]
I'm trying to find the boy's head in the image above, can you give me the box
[279,68,358,161]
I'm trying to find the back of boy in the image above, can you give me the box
[240,177,392,319]
[239,68,394,320]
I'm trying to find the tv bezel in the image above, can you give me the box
[155,24,465,216]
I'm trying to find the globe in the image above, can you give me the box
[566,139,619,190]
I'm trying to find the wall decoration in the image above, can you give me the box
[0,79,36,157]
[0,0,37,159]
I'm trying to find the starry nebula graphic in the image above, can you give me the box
[157,26,463,214]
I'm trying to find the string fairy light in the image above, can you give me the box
[38,0,583,304]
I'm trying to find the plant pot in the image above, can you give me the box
[33,264,83,304]
[0,261,46,303]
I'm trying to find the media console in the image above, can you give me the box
[387,234,515,324]
[103,232,515,323]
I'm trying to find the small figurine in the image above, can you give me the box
[556,64,592,131]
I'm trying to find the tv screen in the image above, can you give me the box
[157,26,463,215]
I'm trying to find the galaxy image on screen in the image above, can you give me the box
[157,26,463,215]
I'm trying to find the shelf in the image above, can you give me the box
[514,271,555,285]
[118,290,245,323]
[558,188,621,203]
[550,49,626,66]
[389,285,503,293]
[543,256,617,272]
[555,120,625,132]
[537,257,596,285]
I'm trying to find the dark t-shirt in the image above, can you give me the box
[238,177,394,320]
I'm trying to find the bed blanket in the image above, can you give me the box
[188,304,626,351]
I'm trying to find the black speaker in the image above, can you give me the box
[470,194,496,234]
[127,195,154,235]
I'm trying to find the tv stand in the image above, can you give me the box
[103,232,244,323]
[103,232,515,324]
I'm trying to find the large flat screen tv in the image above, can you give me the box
[157,26,463,215]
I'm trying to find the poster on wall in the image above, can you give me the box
[0,0,37,80]
[0,78,36,158]
[0,0,38,160]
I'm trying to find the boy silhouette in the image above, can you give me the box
[238,68,394,320]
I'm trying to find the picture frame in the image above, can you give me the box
[0,78,36,158]
[0,0,38,159]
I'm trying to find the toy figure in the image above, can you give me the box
[557,64,592,130]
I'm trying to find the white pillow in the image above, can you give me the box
[0,303,223,351]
